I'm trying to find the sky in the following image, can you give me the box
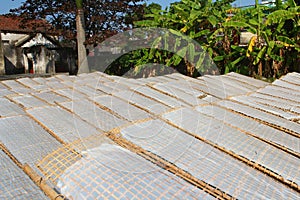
[0,0,259,15]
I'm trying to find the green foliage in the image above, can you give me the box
[109,0,300,78]
[75,0,83,9]
[133,0,235,76]
[105,49,180,77]
[226,0,300,77]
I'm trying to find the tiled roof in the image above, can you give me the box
[0,15,50,33]
[0,72,299,199]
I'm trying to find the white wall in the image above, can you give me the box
[1,33,27,43]
[1,33,54,47]
[22,33,54,48]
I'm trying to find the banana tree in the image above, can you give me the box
[134,0,234,77]
[224,0,300,78]
[75,0,89,74]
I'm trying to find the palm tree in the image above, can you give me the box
[75,0,89,74]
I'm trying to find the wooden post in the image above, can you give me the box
[0,31,5,75]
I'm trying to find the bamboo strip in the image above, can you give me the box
[0,142,65,200]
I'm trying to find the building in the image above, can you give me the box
[0,15,76,75]
[261,0,276,5]
[261,0,288,6]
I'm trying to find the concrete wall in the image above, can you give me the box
[1,32,26,74]
[0,32,5,75]
[55,48,76,74]
[3,44,25,75]
[24,46,57,74]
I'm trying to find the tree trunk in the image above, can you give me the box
[258,61,263,77]
[185,58,194,77]
[0,32,5,75]
[76,9,89,74]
